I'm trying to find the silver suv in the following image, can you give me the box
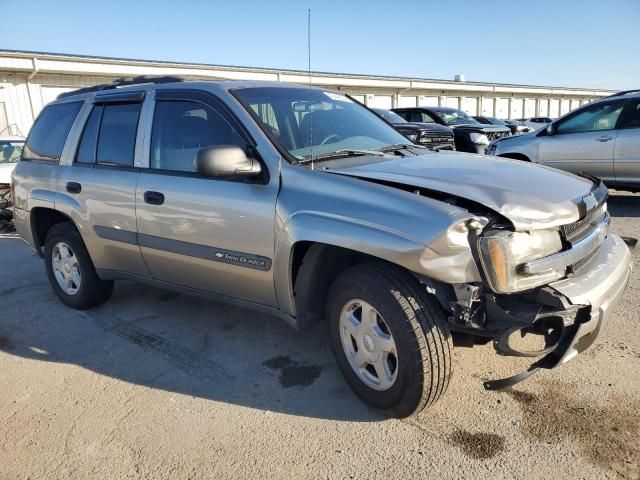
[487,90,640,191]
[12,77,632,418]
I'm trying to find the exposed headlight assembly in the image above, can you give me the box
[469,132,490,145]
[479,228,563,293]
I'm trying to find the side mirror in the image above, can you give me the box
[545,124,554,136]
[195,145,262,178]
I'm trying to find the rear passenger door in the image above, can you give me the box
[57,91,149,277]
[613,99,640,184]
[135,89,279,307]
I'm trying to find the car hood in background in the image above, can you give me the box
[393,122,454,135]
[452,124,511,134]
[328,152,595,230]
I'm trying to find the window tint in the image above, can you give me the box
[23,102,82,161]
[251,103,280,133]
[75,106,103,164]
[150,100,246,172]
[96,103,141,166]
[621,101,640,129]
[555,102,624,135]
[419,112,436,123]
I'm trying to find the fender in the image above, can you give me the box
[273,210,481,317]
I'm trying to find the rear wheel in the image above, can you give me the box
[327,263,453,418]
[44,222,113,309]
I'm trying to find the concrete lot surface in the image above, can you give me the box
[1,193,639,480]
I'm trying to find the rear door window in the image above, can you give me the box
[75,106,103,164]
[620,101,640,129]
[96,103,141,166]
[23,101,82,161]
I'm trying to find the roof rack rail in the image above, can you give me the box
[57,75,185,99]
[604,89,640,98]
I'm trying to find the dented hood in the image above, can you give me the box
[330,152,596,230]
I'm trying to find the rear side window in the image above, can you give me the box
[96,103,141,166]
[75,106,103,164]
[621,101,640,129]
[23,102,82,161]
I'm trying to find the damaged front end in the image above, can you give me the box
[427,180,632,390]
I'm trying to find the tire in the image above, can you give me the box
[44,222,113,309]
[327,262,453,418]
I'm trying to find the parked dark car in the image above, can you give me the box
[474,116,533,135]
[393,107,511,154]
[372,108,455,150]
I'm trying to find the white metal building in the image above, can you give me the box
[0,50,615,137]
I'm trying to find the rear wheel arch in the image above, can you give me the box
[30,207,77,255]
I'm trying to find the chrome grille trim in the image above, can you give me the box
[521,212,610,275]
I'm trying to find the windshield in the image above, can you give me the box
[0,141,24,164]
[486,117,507,125]
[373,108,407,124]
[232,87,411,160]
[432,109,479,126]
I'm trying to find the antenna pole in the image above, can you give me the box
[308,8,313,170]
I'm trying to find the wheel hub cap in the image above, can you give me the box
[51,242,81,295]
[339,299,398,391]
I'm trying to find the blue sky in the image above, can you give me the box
[2,0,638,89]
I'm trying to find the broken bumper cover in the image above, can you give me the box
[549,233,632,365]
[484,233,632,390]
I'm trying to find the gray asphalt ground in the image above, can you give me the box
[0,193,639,480]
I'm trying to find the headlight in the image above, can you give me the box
[469,132,490,145]
[407,133,418,142]
[479,228,563,293]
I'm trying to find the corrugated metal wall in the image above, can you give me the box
[0,72,604,137]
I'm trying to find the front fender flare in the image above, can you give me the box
[274,210,465,317]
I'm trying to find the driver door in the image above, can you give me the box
[135,89,280,306]
[537,100,625,181]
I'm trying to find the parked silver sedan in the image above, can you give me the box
[487,90,640,191]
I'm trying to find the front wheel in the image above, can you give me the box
[327,263,453,418]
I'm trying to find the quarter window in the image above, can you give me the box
[23,101,82,161]
[555,102,624,135]
[150,100,246,173]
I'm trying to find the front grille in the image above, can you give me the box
[418,132,454,147]
[561,202,607,243]
[486,131,511,142]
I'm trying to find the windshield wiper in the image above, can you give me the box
[377,143,424,153]
[298,149,385,163]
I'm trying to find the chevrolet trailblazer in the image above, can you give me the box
[12,77,632,418]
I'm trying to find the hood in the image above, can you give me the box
[393,122,453,135]
[328,152,595,230]
[452,124,511,134]
[0,163,17,185]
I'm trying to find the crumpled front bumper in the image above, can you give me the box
[484,233,632,390]
[548,233,632,365]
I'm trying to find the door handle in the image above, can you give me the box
[595,135,613,142]
[66,182,81,194]
[144,191,165,205]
